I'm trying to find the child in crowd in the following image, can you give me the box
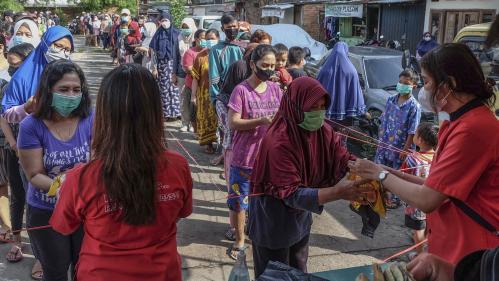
[375,69,421,208]
[400,122,438,254]
[272,43,292,89]
[286,46,307,80]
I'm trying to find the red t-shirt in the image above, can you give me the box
[424,105,499,264]
[50,150,193,281]
[182,47,201,89]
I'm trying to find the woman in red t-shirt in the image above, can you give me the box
[50,64,193,281]
[349,44,499,269]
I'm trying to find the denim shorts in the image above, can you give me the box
[227,166,252,212]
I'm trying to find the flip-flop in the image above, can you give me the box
[0,229,12,243]
[31,260,43,281]
[6,245,23,263]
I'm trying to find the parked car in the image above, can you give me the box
[208,22,328,60]
[453,22,499,117]
[305,46,436,137]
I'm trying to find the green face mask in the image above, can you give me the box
[298,110,326,131]
[51,92,82,117]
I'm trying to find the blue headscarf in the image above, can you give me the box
[149,11,179,61]
[2,26,74,111]
[416,33,439,57]
[317,42,365,120]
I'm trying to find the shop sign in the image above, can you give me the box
[325,4,363,18]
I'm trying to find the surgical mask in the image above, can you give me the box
[236,31,245,40]
[253,65,274,81]
[7,66,17,77]
[12,35,29,46]
[120,28,129,35]
[181,29,192,37]
[206,39,218,49]
[121,16,129,22]
[419,87,450,113]
[199,39,207,48]
[224,28,238,41]
[45,46,70,63]
[396,82,413,95]
[424,36,431,41]
[298,110,326,131]
[51,92,82,117]
[161,20,171,30]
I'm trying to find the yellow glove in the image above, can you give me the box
[47,175,63,197]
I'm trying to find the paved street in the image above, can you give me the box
[0,36,412,281]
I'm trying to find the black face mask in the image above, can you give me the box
[224,28,238,41]
[254,65,274,81]
[8,66,17,77]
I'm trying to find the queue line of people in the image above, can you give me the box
[0,8,496,281]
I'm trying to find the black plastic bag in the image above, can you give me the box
[256,261,329,281]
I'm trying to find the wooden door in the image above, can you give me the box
[460,12,479,30]
[444,12,459,43]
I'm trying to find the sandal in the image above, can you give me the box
[224,227,236,241]
[226,244,246,260]
[204,146,215,155]
[219,172,226,181]
[6,244,23,263]
[0,229,12,243]
[31,260,43,281]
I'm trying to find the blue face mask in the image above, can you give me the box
[206,39,218,49]
[199,39,207,48]
[396,82,413,95]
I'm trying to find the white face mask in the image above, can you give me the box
[424,36,431,41]
[161,20,171,30]
[45,46,70,63]
[419,86,450,113]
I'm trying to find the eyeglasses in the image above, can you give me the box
[53,43,72,55]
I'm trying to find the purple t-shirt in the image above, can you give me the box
[228,80,282,169]
[18,113,94,210]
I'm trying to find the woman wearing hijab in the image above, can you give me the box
[7,18,41,50]
[2,26,73,123]
[416,32,439,59]
[248,77,365,278]
[178,18,197,131]
[317,42,365,121]
[135,21,157,72]
[150,11,182,120]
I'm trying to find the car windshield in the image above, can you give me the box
[364,57,403,89]
[204,19,218,29]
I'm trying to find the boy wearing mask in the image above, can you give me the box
[375,70,421,208]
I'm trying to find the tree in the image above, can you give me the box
[79,0,138,14]
[169,0,187,28]
[0,0,24,12]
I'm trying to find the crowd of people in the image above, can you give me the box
[0,7,497,281]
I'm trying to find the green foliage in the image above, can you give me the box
[0,0,24,12]
[169,0,187,28]
[79,0,138,15]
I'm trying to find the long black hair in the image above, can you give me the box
[92,64,165,225]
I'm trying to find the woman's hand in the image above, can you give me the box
[348,159,384,181]
[318,175,369,205]
[152,69,158,79]
[259,115,273,126]
[24,96,36,114]
[407,253,455,281]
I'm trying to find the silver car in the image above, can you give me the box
[305,46,435,137]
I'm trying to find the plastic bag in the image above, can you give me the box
[256,261,329,281]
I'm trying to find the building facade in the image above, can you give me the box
[424,0,499,44]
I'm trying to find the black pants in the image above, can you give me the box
[6,149,27,233]
[101,32,110,49]
[252,235,310,278]
[27,205,83,281]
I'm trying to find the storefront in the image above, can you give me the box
[324,2,371,46]
[261,3,295,24]
[424,0,498,44]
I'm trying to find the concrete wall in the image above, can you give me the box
[424,0,499,31]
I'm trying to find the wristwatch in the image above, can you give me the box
[378,170,390,183]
